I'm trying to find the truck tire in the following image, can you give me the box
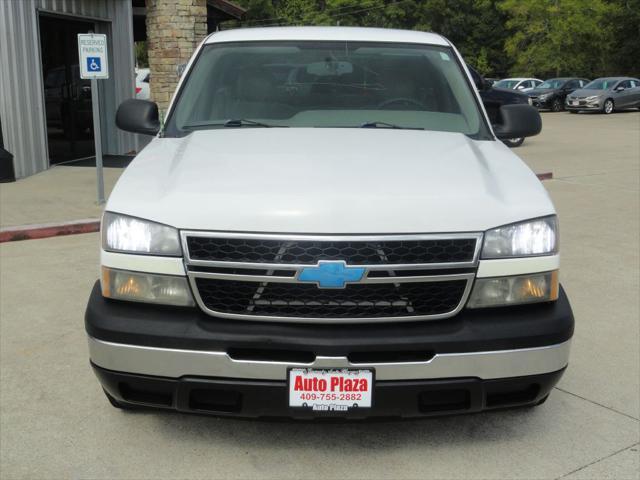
[525,394,550,409]
[103,389,137,410]
[502,137,525,148]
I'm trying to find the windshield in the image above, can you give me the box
[538,79,566,89]
[583,79,618,90]
[165,41,489,138]
[494,79,520,89]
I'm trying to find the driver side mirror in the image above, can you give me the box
[116,99,160,136]
[493,104,542,140]
[614,86,625,92]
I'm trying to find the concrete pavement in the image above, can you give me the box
[1,112,639,479]
[0,160,125,229]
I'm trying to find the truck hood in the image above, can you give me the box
[107,129,554,233]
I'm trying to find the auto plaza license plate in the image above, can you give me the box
[288,368,373,412]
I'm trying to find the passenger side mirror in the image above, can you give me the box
[116,99,160,136]
[177,63,187,78]
[493,104,542,140]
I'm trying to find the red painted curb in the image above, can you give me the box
[537,172,553,181]
[0,219,100,243]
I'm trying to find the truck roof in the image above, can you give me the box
[205,26,449,47]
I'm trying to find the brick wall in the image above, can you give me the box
[146,0,207,113]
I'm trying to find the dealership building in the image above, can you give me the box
[0,0,244,179]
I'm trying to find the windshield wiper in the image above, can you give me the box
[224,118,276,128]
[183,119,282,130]
[361,121,423,130]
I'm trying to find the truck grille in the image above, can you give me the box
[183,232,481,323]
[186,237,477,265]
[195,278,468,319]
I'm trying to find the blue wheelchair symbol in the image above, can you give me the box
[87,57,101,72]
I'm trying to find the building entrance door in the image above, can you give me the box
[39,15,96,164]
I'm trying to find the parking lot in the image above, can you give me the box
[1,111,639,479]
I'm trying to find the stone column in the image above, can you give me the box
[146,0,207,113]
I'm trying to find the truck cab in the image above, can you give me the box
[86,27,573,418]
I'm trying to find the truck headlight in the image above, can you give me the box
[102,212,181,256]
[482,216,557,259]
[101,267,194,306]
[467,271,559,308]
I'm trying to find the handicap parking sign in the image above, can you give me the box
[87,57,101,73]
[78,34,109,79]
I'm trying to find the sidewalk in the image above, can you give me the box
[0,157,127,230]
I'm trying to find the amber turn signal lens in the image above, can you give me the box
[467,271,559,308]
[101,267,194,307]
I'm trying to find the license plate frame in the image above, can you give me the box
[288,367,375,413]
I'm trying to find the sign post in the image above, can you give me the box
[78,33,109,204]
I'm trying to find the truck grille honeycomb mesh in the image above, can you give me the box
[186,237,477,265]
[194,279,467,319]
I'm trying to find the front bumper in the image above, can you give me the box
[86,281,574,418]
[565,102,601,111]
[531,98,552,109]
[94,364,565,419]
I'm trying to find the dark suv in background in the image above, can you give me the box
[468,66,532,147]
[528,78,590,112]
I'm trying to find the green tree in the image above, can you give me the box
[410,1,510,76]
[606,0,640,76]
[234,0,277,25]
[499,0,619,78]
[135,41,148,68]
[232,1,511,75]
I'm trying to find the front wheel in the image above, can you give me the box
[603,99,614,114]
[502,137,525,148]
[551,98,563,112]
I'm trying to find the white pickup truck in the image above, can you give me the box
[86,27,573,418]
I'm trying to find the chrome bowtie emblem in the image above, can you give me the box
[297,261,366,289]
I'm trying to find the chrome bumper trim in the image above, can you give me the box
[88,337,571,381]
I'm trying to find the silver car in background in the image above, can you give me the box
[566,77,640,114]
[494,77,543,92]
